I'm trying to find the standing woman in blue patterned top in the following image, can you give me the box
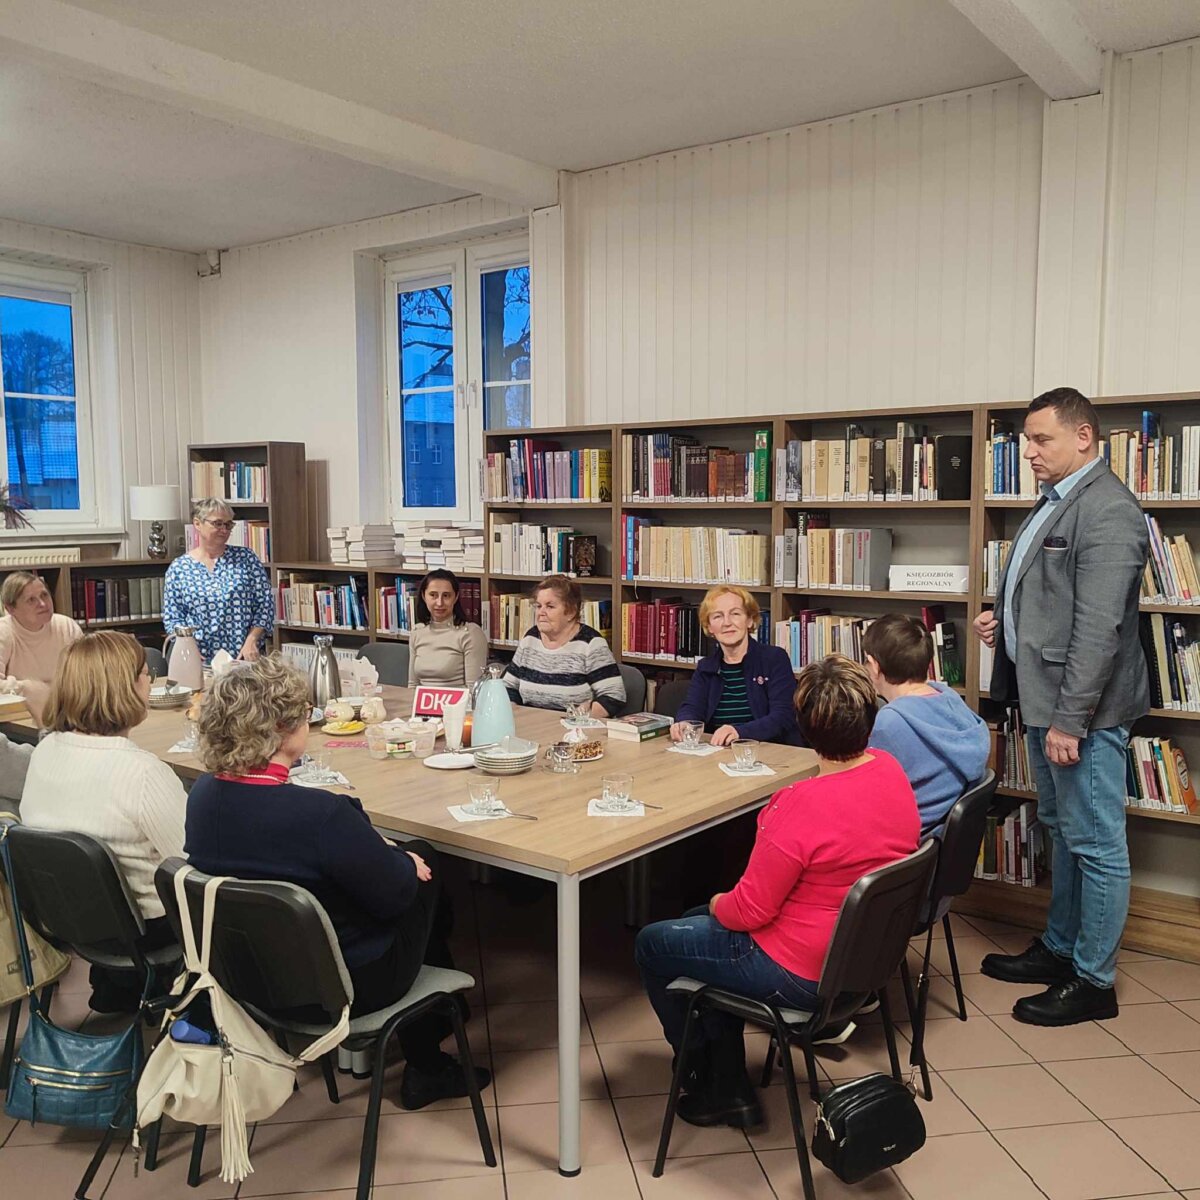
[162,498,275,662]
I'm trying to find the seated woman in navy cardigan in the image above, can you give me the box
[185,655,489,1112]
[670,585,802,747]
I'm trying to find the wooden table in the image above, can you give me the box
[114,689,819,1175]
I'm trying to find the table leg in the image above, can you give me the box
[556,872,581,1177]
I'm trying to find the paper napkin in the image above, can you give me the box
[587,798,646,817]
[718,762,777,778]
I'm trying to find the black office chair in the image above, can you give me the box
[652,840,938,1200]
[147,859,494,1200]
[145,646,169,681]
[900,770,997,1099]
[616,663,647,716]
[652,679,692,718]
[358,642,410,686]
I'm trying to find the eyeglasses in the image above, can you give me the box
[204,520,236,531]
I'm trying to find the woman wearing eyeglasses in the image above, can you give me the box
[162,498,275,663]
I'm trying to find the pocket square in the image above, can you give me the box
[1042,535,1068,549]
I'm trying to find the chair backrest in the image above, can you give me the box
[817,840,938,1001]
[145,645,169,681]
[3,819,147,962]
[155,859,351,1018]
[652,679,691,718]
[616,664,647,717]
[358,641,410,687]
[930,769,998,902]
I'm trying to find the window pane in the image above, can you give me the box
[4,396,80,509]
[485,381,531,430]
[401,389,455,508]
[481,267,530,386]
[398,285,453,390]
[0,295,76,396]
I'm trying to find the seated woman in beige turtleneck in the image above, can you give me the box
[0,571,83,723]
[408,570,487,688]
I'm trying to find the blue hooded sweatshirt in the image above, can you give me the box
[868,682,989,833]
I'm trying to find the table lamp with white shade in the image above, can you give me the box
[129,485,179,560]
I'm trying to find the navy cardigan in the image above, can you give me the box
[675,638,803,746]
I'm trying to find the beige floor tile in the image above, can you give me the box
[930,913,982,940]
[927,934,1003,977]
[579,957,646,1000]
[487,1000,585,1052]
[595,1036,675,1097]
[613,1093,751,1161]
[996,1121,1170,1200]
[480,953,559,1005]
[815,1020,913,1080]
[1118,950,1166,963]
[1107,1112,1200,1191]
[51,953,93,994]
[585,991,665,1044]
[261,1182,506,1200]
[958,971,1049,1015]
[1147,1052,1200,1102]
[1103,1003,1200,1055]
[743,1075,822,1152]
[0,1136,125,1198]
[499,1098,629,1174]
[1121,960,1200,1001]
[2,1118,109,1148]
[993,1013,1132,1061]
[905,1015,1032,1071]
[631,1150,775,1197]
[1047,1055,1200,1119]
[941,1063,1092,1128]
[892,1130,1045,1199]
[1176,1000,1200,1024]
[103,1132,241,1199]
[876,974,981,1024]
[914,1071,986,1136]
[1185,1190,1200,1198]
[491,1043,606,1106]
[988,931,1051,957]
[907,943,944,977]
[959,916,1037,940]
[505,1161,642,1199]
[1115,968,1172,1005]
[761,1147,915,1197]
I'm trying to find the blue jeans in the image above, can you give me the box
[1026,724,1131,988]
[634,908,819,1059]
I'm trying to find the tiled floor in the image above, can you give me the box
[5,874,1200,1199]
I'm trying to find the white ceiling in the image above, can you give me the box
[1066,0,1200,53]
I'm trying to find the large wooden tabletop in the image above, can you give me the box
[127,686,818,876]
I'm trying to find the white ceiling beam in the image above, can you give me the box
[947,0,1103,99]
[0,0,558,210]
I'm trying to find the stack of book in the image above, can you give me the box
[773,426,969,502]
[391,521,485,574]
[70,574,165,626]
[1126,735,1198,814]
[185,520,269,562]
[621,429,772,502]
[1142,515,1200,604]
[981,540,1013,597]
[484,593,612,645]
[345,525,395,566]
[489,517,601,577]
[975,804,1045,886]
[276,573,369,630]
[621,517,770,585]
[376,578,418,634]
[190,460,269,502]
[1140,611,1200,710]
[986,707,1035,791]
[482,439,612,502]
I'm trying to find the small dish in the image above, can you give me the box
[423,752,477,771]
[322,719,366,735]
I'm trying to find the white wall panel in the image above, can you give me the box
[564,79,1044,423]
[530,203,567,427]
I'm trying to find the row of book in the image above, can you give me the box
[190,460,269,503]
[482,593,612,645]
[488,519,601,578]
[69,574,164,626]
[1126,734,1199,814]
[327,525,395,565]
[1141,611,1200,710]
[783,525,893,591]
[1143,515,1200,604]
[394,521,485,575]
[773,427,971,503]
[375,578,483,634]
[621,516,770,585]
[985,426,1036,498]
[621,599,770,663]
[986,707,1036,792]
[974,804,1045,886]
[276,573,369,631]
[481,441,613,502]
[981,540,1012,599]
[185,520,270,562]
[620,430,772,502]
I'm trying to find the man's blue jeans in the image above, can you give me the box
[1026,724,1131,988]
[634,908,819,1056]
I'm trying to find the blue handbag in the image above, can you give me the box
[1,826,145,1129]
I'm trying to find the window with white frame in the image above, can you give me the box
[384,236,529,521]
[0,260,95,529]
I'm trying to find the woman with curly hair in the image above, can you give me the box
[184,655,488,1110]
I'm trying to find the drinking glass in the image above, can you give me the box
[179,717,199,752]
[597,772,636,814]
[566,700,598,727]
[732,740,759,772]
[413,726,437,759]
[680,721,704,750]
[464,778,504,817]
[366,726,389,761]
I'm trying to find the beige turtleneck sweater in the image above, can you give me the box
[0,613,83,723]
[408,619,487,688]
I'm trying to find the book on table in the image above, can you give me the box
[605,712,673,741]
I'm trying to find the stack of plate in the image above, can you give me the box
[473,737,539,776]
[149,683,192,710]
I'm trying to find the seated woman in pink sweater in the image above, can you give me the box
[634,654,920,1129]
[0,571,83,724]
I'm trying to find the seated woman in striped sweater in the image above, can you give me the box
[501,575,625,720]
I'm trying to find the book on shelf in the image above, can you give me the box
[483,593,612,645]
[276,573,368,631]
[974,803,1045,886]
[1139,611,1200,711]
[392,521,485,573]
[1125,735,1198,814]
[489,517,603,577]
[482,440,612,503]
[982,540,1013,598]
[190,460,269,503]
[605,712,672,742]
[621,431,770,502]
[1141,515,1200,604]
[986,421,1036,498]
[70,574,164,625]
[986,707,1034,791]
[886,564,969,594]
[338,524,396,566]
[623,598,768,663]
[374,577,483,633]
[784,527,892,591]
[620,516,770,585]
[185,520,270,562]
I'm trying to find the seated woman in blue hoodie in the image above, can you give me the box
[863,613,990,833]
[670,585,803,747]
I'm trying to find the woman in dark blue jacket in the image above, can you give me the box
[671,586,803,747]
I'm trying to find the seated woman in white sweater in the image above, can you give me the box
[21,631,186,1012]
[408,570,487,688]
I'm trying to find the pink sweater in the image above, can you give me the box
[713,751,920,981]
[0,614,83,723]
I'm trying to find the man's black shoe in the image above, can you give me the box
[980,938,1076,985]
[677,1075,763,1129]
[1013,978,1119,1026]
[399,1053,492,1111]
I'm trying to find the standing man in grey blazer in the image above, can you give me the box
[973,387,1148,1026]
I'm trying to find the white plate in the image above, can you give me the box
[423,753,476,771]
[562,716,605,730]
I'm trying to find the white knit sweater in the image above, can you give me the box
[20,732,188,920]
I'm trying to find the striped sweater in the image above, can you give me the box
[502,624,626,716]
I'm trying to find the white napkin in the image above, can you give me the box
[668,743,720,757]
[166,740,197,755]
[448,804,511,823]
[292,770,352,789]
[719,762,777,777]
[210,650,235,677]
[587,798,646,817]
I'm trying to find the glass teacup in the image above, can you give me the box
[732,740,759,772]
[596,772,636,814]
[464,778,504,817]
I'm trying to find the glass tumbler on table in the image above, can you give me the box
[464,778,504,818]
[732,740,759,772]
[597,772,636,814]
[680,721,704,750]
[366,726,389,761]
[413,726,437,759]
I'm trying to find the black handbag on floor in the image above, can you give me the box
[811,1072,926,1183]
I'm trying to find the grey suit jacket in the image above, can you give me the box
[989,461,1149,737]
